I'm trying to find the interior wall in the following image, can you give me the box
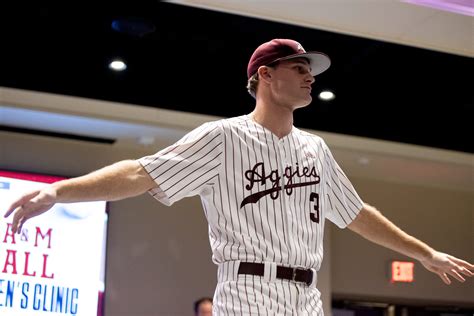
[331,177,474,306]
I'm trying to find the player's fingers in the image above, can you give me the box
[457,266,474,277]
[11,203,33,234]
[447,269,466,283]
[448,255,474,270]
[11,208,24,234]
[17,216,26,234]
[462,268,474,277]
[5,202,22,218]
[438,272,451,285]
[4,190,40,218]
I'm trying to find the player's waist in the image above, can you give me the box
[217,260,317,287]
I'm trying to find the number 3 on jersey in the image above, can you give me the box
[309,192,320,223]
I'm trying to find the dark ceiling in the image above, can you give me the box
[1,2,472,153]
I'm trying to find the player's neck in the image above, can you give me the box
[251,102,294,139]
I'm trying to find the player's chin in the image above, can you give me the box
[295,96,312,109]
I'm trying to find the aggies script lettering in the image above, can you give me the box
[241,162,321,223]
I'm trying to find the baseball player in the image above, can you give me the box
[4,39,474,315]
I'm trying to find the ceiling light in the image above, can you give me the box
[318,91,335,101]
[109,60,127,71]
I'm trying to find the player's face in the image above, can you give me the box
[270,58,315,110]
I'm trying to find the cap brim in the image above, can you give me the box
[277,51,331,76]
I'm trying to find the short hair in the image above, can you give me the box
[193,297,213,314]
[246,72,259,99]
[246,61,280,99]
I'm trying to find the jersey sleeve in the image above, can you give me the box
[322,141,364,228]
[138,122,223,206]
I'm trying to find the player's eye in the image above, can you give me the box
[296,66,308,74]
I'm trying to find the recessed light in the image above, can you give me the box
[109,60,127,71]
[318,91,335,101]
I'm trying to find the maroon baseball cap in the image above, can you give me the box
[247,39,331,78]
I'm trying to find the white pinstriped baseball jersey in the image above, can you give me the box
[138,114,363,271]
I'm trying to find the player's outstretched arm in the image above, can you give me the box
[348,203,474,284]
[4,159,156,234]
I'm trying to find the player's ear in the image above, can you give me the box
[258,66,273,84]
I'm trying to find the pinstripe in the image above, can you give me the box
[252,121,269,260]
[290,274,297,313]
[189,174,218,196]
[313,140,325,267]
[281,279,290,315]
[329,169,360,216]
[153,136,221,181]
[302,134,313,267]
[238,126,256,262]
[233,261,243,314]
[302,286,309,314]
[217,122,233,262]
[141,143,180,168]
[166,158,221,199]
[254,276,263,315]
[209,186,220,252]
[241,124,260,261]
[222,121,238,261]
[270,135,285,263]
[252,122,268,258]
[147,125,219,174]
[262,129,277,262]
[292,132,310,268]
[326,191,349,226]
[290,134,306,267]
[299,134,315,268]
[288,135,302,266]
[156,142,221,189]
[223,262,230,316]
[179,122,213,144]
[294,135,307,267]
[280,138,295,266]
[327,179,354,221]
[216,175,231,262]
[275,136,290,259]
[336,169,363,215]
[325,158,355,218]
[244,274,251,315]
[139,116,363,315]
[324,148,362,217]
[261,129,276,313]
[326,183,351,225]
[229,124,246,264]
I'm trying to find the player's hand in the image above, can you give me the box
[420,251,474,284]
[3,186,58,234]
